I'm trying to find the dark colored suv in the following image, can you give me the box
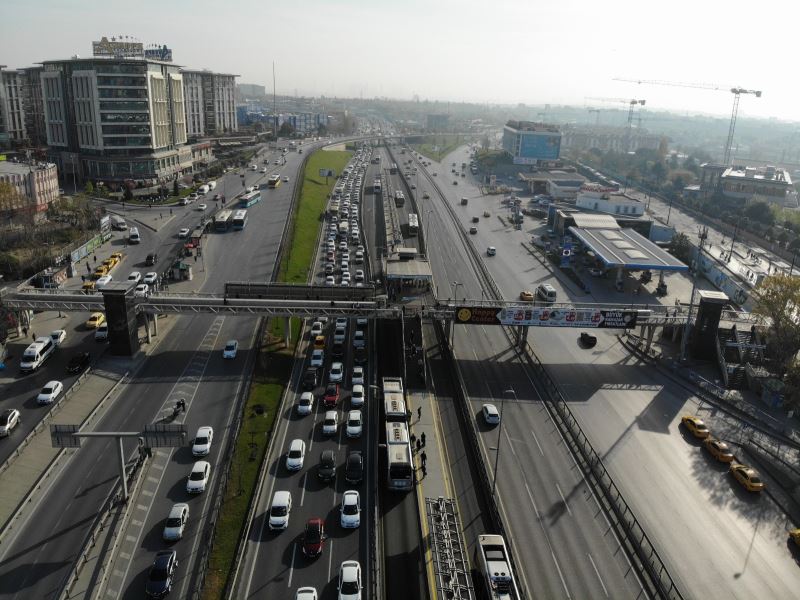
[302,368,318,390]
[318,450,336,482]
[146,252,158,266]
[145,550,177,598]
[345,451,363,484]
[66,352,91,374]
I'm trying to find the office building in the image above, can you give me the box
[182,70,238,137]
[720,165,796,207]
[575,183,644,217]
[502,120,561,165]
[0,68,27,147]
[20,66,46,147]
[0,159,60,221]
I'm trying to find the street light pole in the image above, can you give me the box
[680,227,708,361]
[492,388,515,497]
[451,281,462,301]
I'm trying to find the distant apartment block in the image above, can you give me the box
[182,70,238,137]
[237,83,266,98]
[0,159,60,221]
[561,126,661,153]
[0,68,28,147]
[426,113,449,131]
[270,112,328,134]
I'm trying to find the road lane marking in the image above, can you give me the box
[327,539,334,583]
[555,482,572,516]
[531,428,545,456]
[588,553,609,597]
[287,543,296,588]
[300,473,307,507]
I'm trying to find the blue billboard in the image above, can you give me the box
[518,131,561,162]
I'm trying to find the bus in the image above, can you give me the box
[383,377,407,422]
[268,175,281,188]
[407,213,419,236]
[474,534,520,600]
[394,190,405,207]
[390,163,398,175]
[214,210,233,232]
[232,209,248,230]
[385,421,414,491]
[239,190,261,208]
[374,178,382,195]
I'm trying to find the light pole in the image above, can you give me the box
[451,281,463,301]
[491,388,515,497]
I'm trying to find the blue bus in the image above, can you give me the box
[232,209,248,230]
[239,190,261,208]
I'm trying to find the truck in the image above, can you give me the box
[461,197,469,206]
[110,215,127,231]
[208,181,217,190]
[198,184,210,195]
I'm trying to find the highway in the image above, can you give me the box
[409,143,800,599]
[0,143,311,599]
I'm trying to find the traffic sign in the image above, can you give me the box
[455,306,639,329]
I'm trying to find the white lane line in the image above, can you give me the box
[524,482,542,520]
[287,543,296,588]
[588,553,609,597]
[327,539,334,583]
[503,428,518,458]
[530,428,545,456]
[300,473,307,507]
[555,482,572,516]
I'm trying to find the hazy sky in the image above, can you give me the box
[2,0,798,121]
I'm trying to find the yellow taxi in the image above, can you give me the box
[82,280,96,294]
[313,335,326,350]
[519,290,535,302]
[703,438,734,462]
[93,264,109,277]
[681,415,711,439]
[729,463,765,492]
[103,257,117,270]
[110,252,124,263]
[789,529,800,547]
[85,312,106,329]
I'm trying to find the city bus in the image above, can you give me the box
[390,162,398,175]
[394,190,405,207]
[407,213,419,236]
[214,209,233,232]
[239,190,261,208]
[232,209,248,230]
[382,377,407,422]
[385,421,414,491]
[268,175,281,188]
[474,534,521,600]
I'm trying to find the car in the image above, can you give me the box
[93,264,110,278]
[350,384,365,407]
[588,268,605,277]
[355,270,365,282]
[324,263,335,276]
[324,384,340,407]
[198,203,207,211]
[162,503,189,541]
[313,335,326,350]
[333,327,346,343]
[186,461,210,494]
[453,180,458,185]
[318,449,337,481]
[127,271,142,284]
[310,321,324,336]
[178,228,190,238]
[729,462,765,492]
[145,550,177,598]
[192,426,214,457]
[322,411,338,435]
[268,491,292,530]
[95,323,109,341]
[335,317,348,329]
[301,519,326,558]
[223,340,238,359]
[482,403,501,425]
[110,251,125,263]
[469,226,477,234]
[519,290,534,302]
[0,409,21,437]
[331,341,345,357]
[411,184,416,189]
[296,391,314,415]
[145,252,158,266]
[49,329,66,346]
[790,529,800,548]
[143,272,159,286]
[472,216,480,223]
[302,368,318,390]
[353,347,367,364]
[286,439,307,471]
[345,451,363,484]
[681,415,711,439]
[329,362,344,382]
[66,352,91,374]
[351,366,364,385]
[325,275,336,286]
[283,176,289,182]
[95,275,113,289]
[423,191,430,199]
[134,283,149,297]
[703,437,735,462]
[487,246,496,256]
[340,492,361,529]
[352,330,366,348]
[86,312,106,328]
[37,380,64,405]
[310,349,325,368]
[346,410,363,438]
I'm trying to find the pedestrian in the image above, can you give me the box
[420,432,426,447]
[22,326,28,338]
[406,409,412,423]
[421,450,427,466]
[410,433,417,449]
[87,263,91,274]
[160,212,163,219]
[417,406,422,420]
[93,254,97,264]
[421,464,427,479]
[31,330,36,340]
[81,275,85,283]
[170,208,173,216]
[416,439,421,453]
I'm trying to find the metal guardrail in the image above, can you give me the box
[426,497,475,600]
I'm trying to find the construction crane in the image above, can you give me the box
[585,97,646,128]
[612,78,762,165]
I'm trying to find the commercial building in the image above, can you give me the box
[519,168,586,199]
[561,126,661,153]
[426,113,449,132]
[269,112,328,134]
[182,70,239,137]
[0,159,60,222]
[575,183,645,217]
[0,68,27,147]
[237,83,266,98]
[720,165,796,207]
[501,120,561,165]
[20,66,46,147]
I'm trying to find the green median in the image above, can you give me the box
[201,147,352,599]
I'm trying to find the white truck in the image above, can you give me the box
[208,181,217,190]
[197,184,210,195]
[110,215,127,231]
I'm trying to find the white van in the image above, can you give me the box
[20,337,56,373]
[268,491,292,530]
[129,227,141,244]
[197,184,210,195]
[536,283,557,303]
[110,215,127,231]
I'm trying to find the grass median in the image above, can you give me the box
[201,147,352,599]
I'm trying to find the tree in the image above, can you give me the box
[752,274,800,377]
[278,121,295,136]
[744,200,775,225]
[173,180,179,196]
[123,187,133,202]
[651,161,667,188]
[84,181,94,195]
[669,232,692,263]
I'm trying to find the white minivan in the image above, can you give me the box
[536,283,557,303]
[19,337,56,373]
[129,227,141,244]
[268,491,292,530]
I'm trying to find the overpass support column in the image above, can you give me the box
[616,267,624,291]
[117,436,129,501]
[518,326,529,350]
[153,313,159,336]
[645,324,656,353]
[145,314,152,344]
[284,317,291,347]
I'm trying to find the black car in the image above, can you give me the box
[66,352,91,374]
[353,347,367,364]
[145,550,177,598]
[302,367,318,390]
[146,252,158,266]
[318,450,336,482]
[345,451,363,484]
[331,341,344,357]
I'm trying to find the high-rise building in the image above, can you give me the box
[182,70,238,137]
[40,56,188,188]
[0,68,28,146]
[20,66,46,147]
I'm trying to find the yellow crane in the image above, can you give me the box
[612,78,762,165]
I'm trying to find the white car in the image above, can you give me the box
[351,366,364,385]
[310,321,324,337]
[346,410,363,438]
[0,409,21,437]
[338,561,362,600]
[482,403,501,425]
[282,176,289,182]
[340,491,361,528]
[127,271,142,284]
[223,340,238,359]
[198,203,207,211]
[143,272,158,285]
[49,329,67,346]
[162,503,189,541]
[350,384,365,407]
[37,380,64,405]
[333,327,346,343]
[296,391,314,416]
[310,349,324,367]
[325,275,336,286]
[354,270,364,283]
[186,461,210,494]
[268,490,292,530]
[134,283,149,297]
[95,275,113,288]
[329,362,344,382]
[322,411,338,436]
[178,228,190,238]
[285,439,306,471]
[295,588,318,600]
[335,317,348,330]
[192,426,214,456]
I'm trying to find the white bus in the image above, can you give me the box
[382,377,407,422]
[385,421,414,491]
[232,209,248,230]
[474,534,520,600]
[215,210,233,232]
[407,213,419,236]
[394,190,405,207]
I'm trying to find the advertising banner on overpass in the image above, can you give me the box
[455,306,638,328]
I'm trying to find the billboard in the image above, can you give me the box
[455,305,639,329]
[319,169,336,177]
[144,45,173,62]
[92,37,144,58]
[516,131,561,163]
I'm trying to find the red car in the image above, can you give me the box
[323,384,339,408]
[302,518,326,558]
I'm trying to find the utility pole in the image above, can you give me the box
[272,61,277,137]
[680,227,708,361]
